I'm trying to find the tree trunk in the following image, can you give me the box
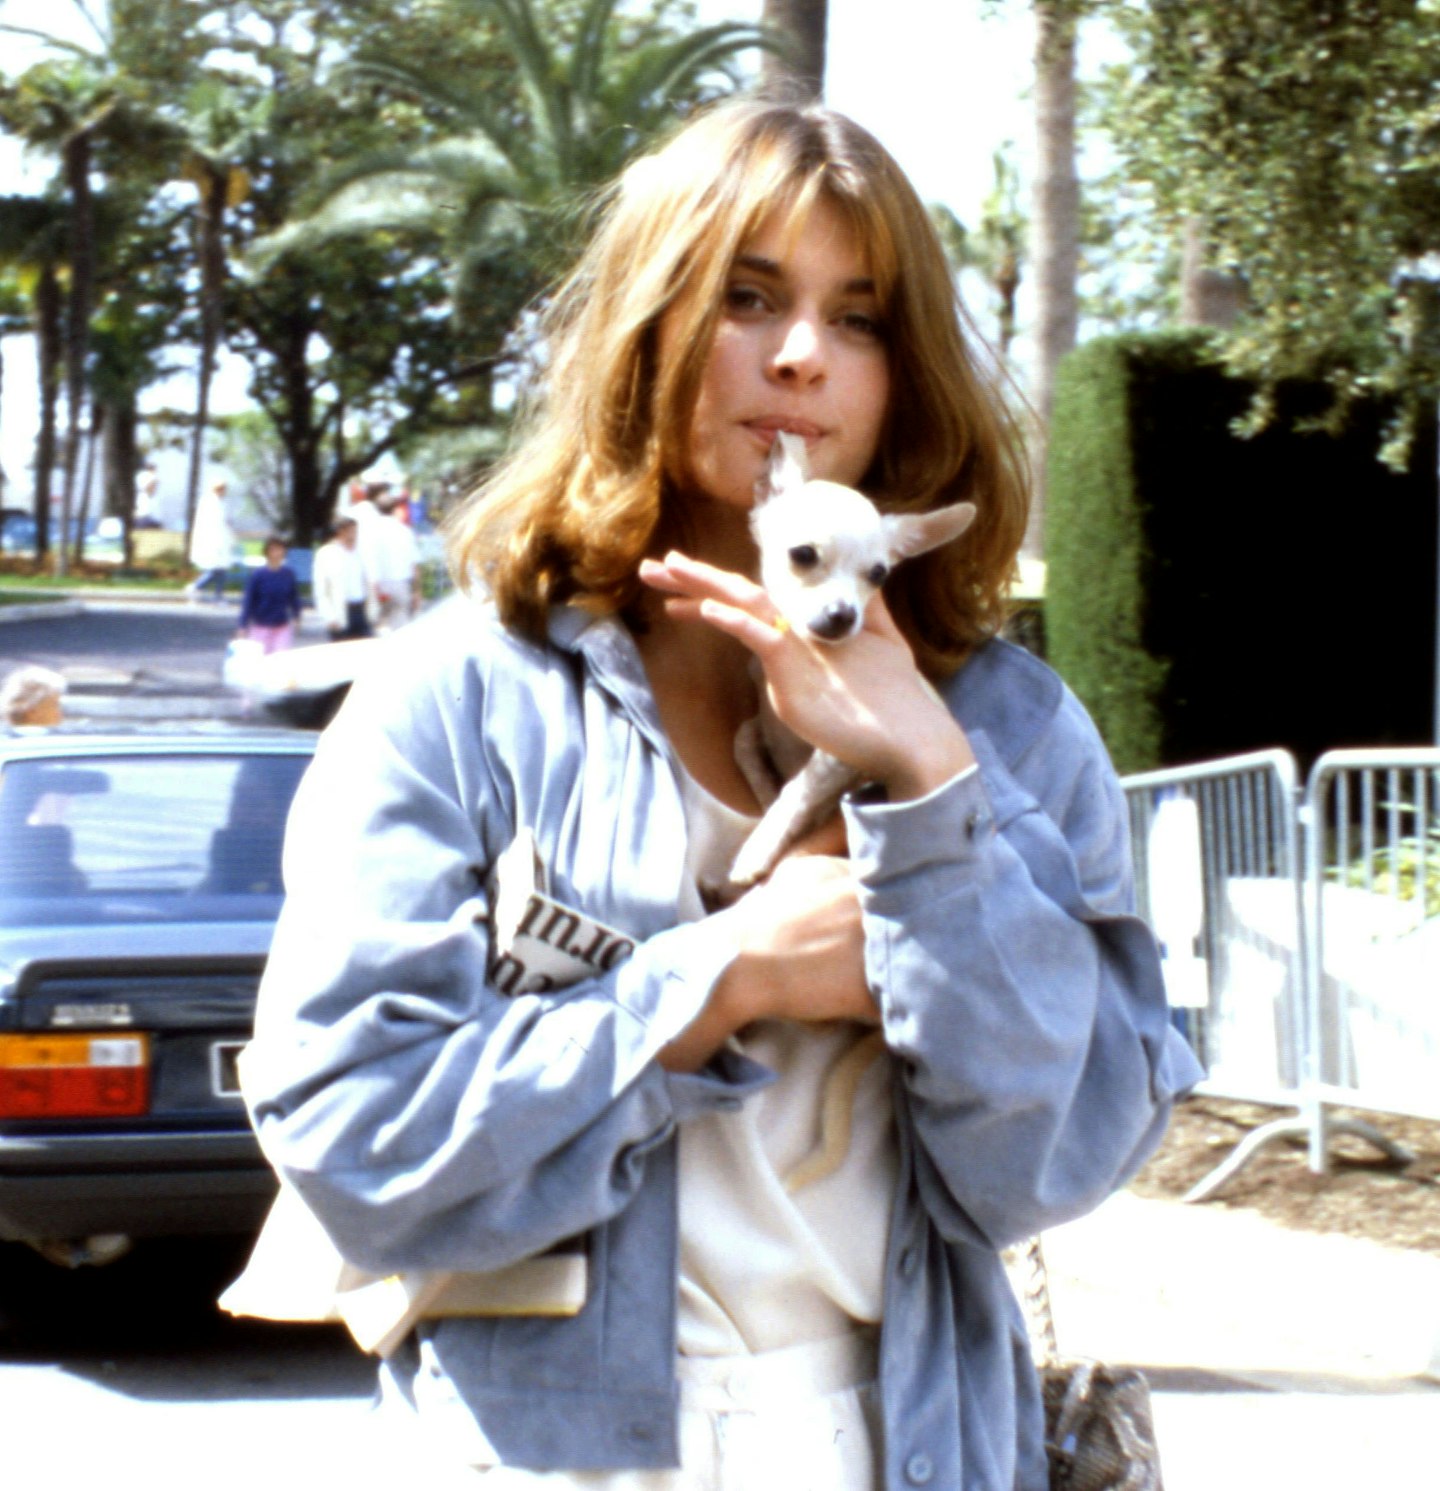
[33,261,63,562]
[59,125,99,579]
[275,323,323,545]
[103,393,139,568]
[761,0,827,99]
[185,166,228,540]
[1179,216,1246,328]
[1030,0,1080,555]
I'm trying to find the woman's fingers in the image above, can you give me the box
[639,552,790,655]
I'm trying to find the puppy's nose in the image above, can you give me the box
[810,601,858,642]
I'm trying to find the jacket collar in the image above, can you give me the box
[546,605,670,757]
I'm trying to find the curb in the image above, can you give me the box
[0,599,87,623]
[1043,1190,1440,1384]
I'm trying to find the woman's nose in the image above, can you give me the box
[770,315,824,380]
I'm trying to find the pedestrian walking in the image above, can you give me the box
[370,490,421,633]
[312,515,374,640]
[187,479,237,603]
[237,535,303,654]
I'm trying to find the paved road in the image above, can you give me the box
[0,1236,385,1486]
[0,597,332,719]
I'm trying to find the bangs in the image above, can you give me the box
[707,148,903,312]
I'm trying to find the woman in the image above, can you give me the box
[244,98,1201,1490]
[237,534,302,654]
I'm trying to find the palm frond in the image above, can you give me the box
[0,25,97,61]
[609,24,772,117]
[459,0,575,183]
[571,0,622,107]
[306,136,516,207]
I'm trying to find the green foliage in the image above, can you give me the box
[1102,0,1440,462]
[1045,330,1438,772]
[211,408,291,532]
[1044,333,1168,773]
[1332,812,1440,921]
[264,0,772,328]
[0,1,774,543]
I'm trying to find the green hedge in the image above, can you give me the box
[1046,331,1438,773]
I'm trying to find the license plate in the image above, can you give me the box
[210,1041,246,1099]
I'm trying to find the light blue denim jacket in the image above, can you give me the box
[246,594,1202,1491]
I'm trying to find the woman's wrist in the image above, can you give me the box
[872,715,976,802]
[656,955,755,1073]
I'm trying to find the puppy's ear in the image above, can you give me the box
[885,502,977,560]
[757,431,811,503]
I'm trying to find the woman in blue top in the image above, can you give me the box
[243,97,1201,1489]
[238,534,302,654]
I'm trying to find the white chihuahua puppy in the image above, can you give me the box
[728,433,977,888]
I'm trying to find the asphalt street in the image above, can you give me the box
[0,594,330,719]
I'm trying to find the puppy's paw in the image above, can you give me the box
[729,825,788,890]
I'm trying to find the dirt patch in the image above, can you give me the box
[1131,1095,1440,1257]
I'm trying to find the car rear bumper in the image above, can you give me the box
[0,1129,276,1241]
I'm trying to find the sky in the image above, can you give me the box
[0,0,1039,513]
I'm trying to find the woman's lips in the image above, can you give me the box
[744,418,823,444]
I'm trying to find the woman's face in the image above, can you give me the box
[672,196,891,519]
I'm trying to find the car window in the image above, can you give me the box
[0,753,309,924]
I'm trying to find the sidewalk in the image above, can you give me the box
[1043,1191,1440,1490]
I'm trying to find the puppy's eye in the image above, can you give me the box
[867,563,890,587]
[788,544,820,570]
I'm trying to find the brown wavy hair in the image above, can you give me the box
[446,96,1030,677]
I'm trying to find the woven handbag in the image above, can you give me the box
[1007,1235,1165,1491]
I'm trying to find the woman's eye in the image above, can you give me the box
[867,562,890,587]
[789,545,820,570]
[724,284,769,315]
[839,311,885,340]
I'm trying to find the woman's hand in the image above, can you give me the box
[638,551,974,801]
[658,852,877,1073]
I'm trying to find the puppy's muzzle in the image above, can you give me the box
[808,601,860,642]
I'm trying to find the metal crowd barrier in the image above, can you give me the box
[1304,748,1440,1138]
[1121,746,1440,1195]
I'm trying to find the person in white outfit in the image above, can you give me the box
[311,515,374,639]
[187,479,237,603]
[371,492,421,632]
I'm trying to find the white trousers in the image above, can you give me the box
[369,1330,881,1491]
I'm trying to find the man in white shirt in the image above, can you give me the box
[311,516,374,639]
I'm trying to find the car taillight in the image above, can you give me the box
[0,1033,150,1118]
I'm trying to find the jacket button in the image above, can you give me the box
[898,1246,918,1277]
[625,1422,654,1444]
[905,1452,935,1484]
[964,810,986,841]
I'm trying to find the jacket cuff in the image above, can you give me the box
[607,909,745,1053]
[843,761,994,888]
[665,1048,775,1121]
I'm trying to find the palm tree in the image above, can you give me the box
[1030,0,1080,553]
[931,149,1026,362]
[263,0,775,331]
[176,79,265,538]
[0,195,68,560]
[760,0,827,99]
[0,59,123,573]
